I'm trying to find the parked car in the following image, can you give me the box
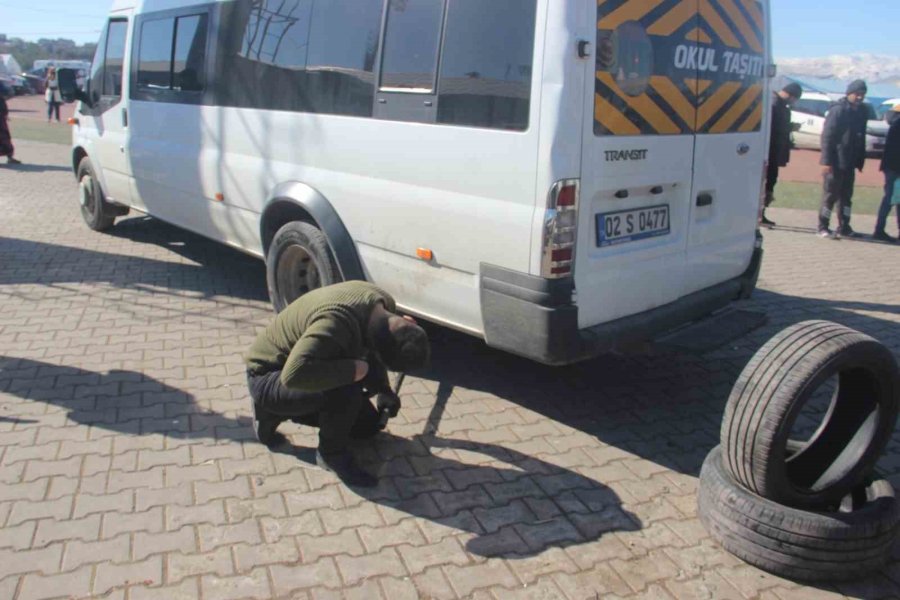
[791,91,888,156]
[21,73,44,95]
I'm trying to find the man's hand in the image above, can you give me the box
[822,165,833,176]
[376,391,401,419]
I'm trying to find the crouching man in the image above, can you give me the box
[245,281,429,487]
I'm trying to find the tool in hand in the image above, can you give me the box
[377,372,406,429]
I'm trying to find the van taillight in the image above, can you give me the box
[541,179,579,279]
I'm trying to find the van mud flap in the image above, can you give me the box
[651,308,767,354]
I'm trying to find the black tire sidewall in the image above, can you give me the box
[722,321,900,509]
[698,446,900,582]
[265,221,341,313]
[771,343,900,507]
[76,158,114,231]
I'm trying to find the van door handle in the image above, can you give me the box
[122,107,128,127]
[696,193,713,207]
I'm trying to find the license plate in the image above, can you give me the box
[596,205,670,247]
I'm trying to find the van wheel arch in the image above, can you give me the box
[260,182,364,283]
[72,147,88,177]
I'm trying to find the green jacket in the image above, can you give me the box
[245,281,395,392]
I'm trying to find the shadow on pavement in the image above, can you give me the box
[1,355,642,558]
[271,381,641,558]
[1,163,72,174]
[0,356,254,444]
[412,289,900,479]
[0,233,268,304]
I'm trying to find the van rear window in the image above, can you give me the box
[595,0,766,136]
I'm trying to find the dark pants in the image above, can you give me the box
[47,102,60,122]
[875,170,900,234]
[765,161,779,200]
[819,169,855,232]
[247,370,370,454]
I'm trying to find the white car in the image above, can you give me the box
[877,98,900,120]
[791,91,888,156]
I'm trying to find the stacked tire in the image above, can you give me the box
[698,321,900,581]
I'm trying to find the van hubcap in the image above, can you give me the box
[277,245,323,305]
[79,177,93,210]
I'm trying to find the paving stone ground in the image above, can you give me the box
[2,139,900,599]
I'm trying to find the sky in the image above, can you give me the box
[0,0,898,60]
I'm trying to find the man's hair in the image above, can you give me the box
[371,315,430,372]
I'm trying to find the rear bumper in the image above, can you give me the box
[480,234,763,365]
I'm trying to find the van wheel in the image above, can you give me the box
[721,320,900,510]
[76,157,115,231]
[698,446,900,582]
[266,221,341,313]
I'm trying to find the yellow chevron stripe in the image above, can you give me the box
[685,78,713,96]
[710,84,761,133]
[739,101,763,132]
[647,1,696,36]
[600,0,666,30]
[685,27,713,44]
[697,81,743,129]
[699,0,741,48]
[598,72,681,134]
[716,0,762,52]
[739,0,765,32]
[650,76,695,129]
[596,93,642,136]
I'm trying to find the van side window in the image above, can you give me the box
[103,20,128,98]
[436,0,537,131]
[217,0,382,117]
[138,19,175,89]
[380,0,444,91]
[137,13,208,93]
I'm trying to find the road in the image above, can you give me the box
[1,139,900,599]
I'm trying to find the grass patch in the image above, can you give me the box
[7,118,71,146]
[772,181,885,215]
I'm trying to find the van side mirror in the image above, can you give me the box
[58,69,92,107]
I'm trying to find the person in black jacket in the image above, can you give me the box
[874,104,900,242]
[0,96,22,165]
[818,80,869,238]
[762,82,803,227]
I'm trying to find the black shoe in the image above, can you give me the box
[251,399,285,446]
[760,215,776,227]
[838,226,858,238]
[7,157,21,165]
[316,450,378,488]
[873,231,898,243]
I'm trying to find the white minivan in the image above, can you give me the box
[65,0,770,365]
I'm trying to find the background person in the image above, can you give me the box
[44,67,62,123]
[874,104,900,242]
[244,281,429,488]
[0,95,21,165]
[818,79,869,238]
[762,82,803,227]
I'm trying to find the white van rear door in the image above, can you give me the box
[684,0,767,294]
[576,0,701,329]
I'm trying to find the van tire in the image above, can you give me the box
[721,320,899,510]
[698,446,900,582]
[266,221,341,313]
[77,157,115,231]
